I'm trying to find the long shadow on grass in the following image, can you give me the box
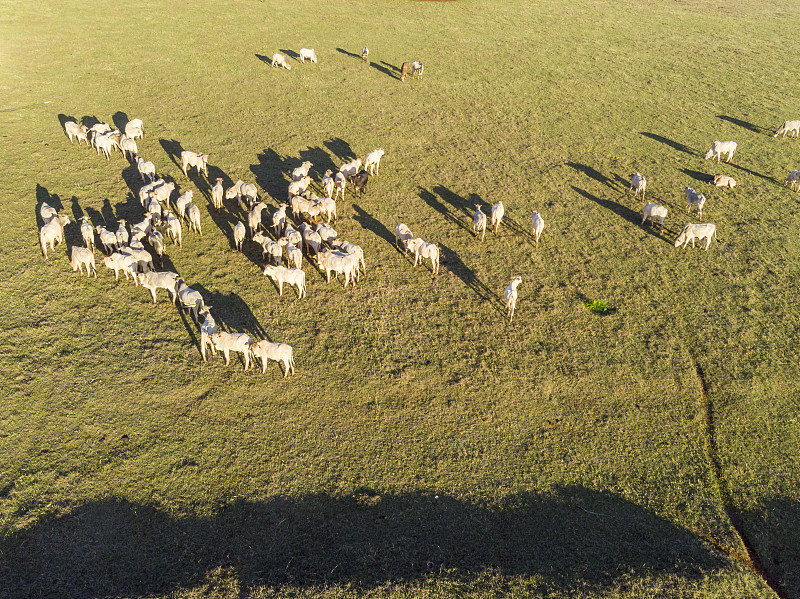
[278,49,300,61]
[336,47,363,60]
[251,148,295,203]
[739,497,800,598]
[352,204,395,247]
[681,168,714,184]
[439,243,504,312]
[370,61,399,79]
[324,137,356,163]
[112,111,130,133]
[566,163,617,189]
[0,486,732,597]
[35,184,63,229]
[725,162,776,184]
[640,132,697,156]
[572,186,664,242]
[255,53,272,66]
[192,286,267,341]
[418,187,471,233]
[716,115,770,135]
[159,138,185,169]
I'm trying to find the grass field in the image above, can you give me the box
[1,0,799,597]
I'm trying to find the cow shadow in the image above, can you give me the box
[716,114,770,135]
[379,60,401,73]
[112,111,130,132]
[298,147,338,180]
[324,137,356,163]
[566,162,617,190]
[417,187,471,233]
[370,61,399,80]
[438,243,504,312]
[251,148,294,203]
[159,138,185,169]
[278,49,300,61]
[35,184,63,228]
[352,204,395,248]
[681,168,714,184]
[571,186,665,241]
[336,47,363,60]
[80,115,103,129]
[192,286,267,341]
[726,162,776,184]
[255,53,272,66]
[640,132,697,156]
[56,114,78,138]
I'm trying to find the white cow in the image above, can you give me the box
[181,151,209,177]
[299,48,317,64]
[641,202,668,232]
[774,120,800,138]
[704,141,737,163]
[675,223,717,250]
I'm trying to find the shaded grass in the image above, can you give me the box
[1,0,799,597]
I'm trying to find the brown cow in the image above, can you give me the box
[400,62,409,82]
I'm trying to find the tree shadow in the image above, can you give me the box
[278,49,300,61]
[112,111,130,132]
[0,486,732,597]
[352,204,395,247]
[681,168,714,184]
[566,162,616,189]
[323,137,356,163]
[571,186,665,242]
[716,114,769,135]
[438,243,504,312]
[159,138,185,169]
[336,47,362,60]
[640,132,697,156]
[370,61,399,80]
[739,497,800,599]
[192,287,267,341]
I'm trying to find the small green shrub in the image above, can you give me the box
[584,300,610,314]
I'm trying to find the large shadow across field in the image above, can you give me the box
[0,486,733,598]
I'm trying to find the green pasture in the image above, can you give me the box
[1,0,798,596]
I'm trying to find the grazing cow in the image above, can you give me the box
[271,53,292,70]
[299,48,317,63]
[704,141,737,163]
[400,62,410,81]
[774,120,800,138]
[675,223,717,250]
[361,47,369,61]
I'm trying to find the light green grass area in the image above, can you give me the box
[1,0,798,597]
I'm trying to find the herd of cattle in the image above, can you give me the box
[39,43,800,373]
